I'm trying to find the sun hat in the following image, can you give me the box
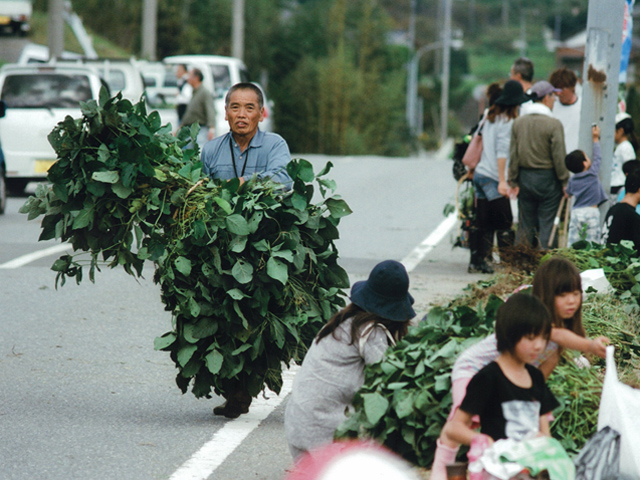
[494,80,530,106]
[529,80,561,100]
[616,112,632,124]
[350,260,415,322]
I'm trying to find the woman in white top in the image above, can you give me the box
[468,80,530,274]
[611,112,638,201]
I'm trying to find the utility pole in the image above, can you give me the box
[141,0,158,61]
[579,0,626,195]
[232,0,245,61]
[47,0,64,60]
[405,0,417,134]
[440,0,452,143]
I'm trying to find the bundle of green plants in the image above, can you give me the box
[20,90,352,400]
[335,295,503,467]
[337,277,640,466]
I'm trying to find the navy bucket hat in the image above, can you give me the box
[350,260,416,322]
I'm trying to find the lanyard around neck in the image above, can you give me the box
[229,135,251,178]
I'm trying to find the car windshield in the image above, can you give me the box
[96,68,126,92]
[209,65,231,98]
[1,73,92,108]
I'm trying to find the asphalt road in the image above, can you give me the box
[0,150,479,480]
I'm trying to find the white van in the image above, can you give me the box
[0,64,104,194]
[163,55,273,134]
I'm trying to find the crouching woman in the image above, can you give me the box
[284,260,416,460]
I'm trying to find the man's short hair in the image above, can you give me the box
[549,67,577,89]
[225,82,264,109]
[623,159,640,176]
[512,57,534,82]
[565,150,587,174]
[190,68,203,82]
[625,170,640,194]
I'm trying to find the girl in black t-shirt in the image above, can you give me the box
[442,293,558,447]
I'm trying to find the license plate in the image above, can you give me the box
[0,16,10,25]
[34,160,56,173]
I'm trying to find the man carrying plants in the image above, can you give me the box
[200,82,293,418]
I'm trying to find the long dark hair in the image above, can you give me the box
[487,102,519,123]
[532,257,585,337]
[316,304,409,346]
[616,117,639,153]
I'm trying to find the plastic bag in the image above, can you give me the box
[597,346,640,477]
[573,426,620,480]
[580,268,613,295]
[471,437,574,480]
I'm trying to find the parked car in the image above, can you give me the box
[162,55,274,133]
[136,60,179,108]
[52,58,146,104]
[0,99,6,213]
[0,63,105,195]
[0,0,31,36]
[17,43,83,64]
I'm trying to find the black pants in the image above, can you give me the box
[470,195,513,265]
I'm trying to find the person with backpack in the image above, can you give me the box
[468,80,529,273]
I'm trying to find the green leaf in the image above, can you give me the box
[91,171,120,184]
[296,159,315,182]
[232,259,253,284]
[174,257,192,276]
[112,182,133,199]
[325,198,352,219]
[72,207,94,229]
[213,196,233,215]
[177,344,198,368]
[205,349,224,375]
[267,257,288,285]
[226,214,251,235]
[154,332,177,350]
[227,288,248,300]
[362,393,389,425]
[291,192,307,211]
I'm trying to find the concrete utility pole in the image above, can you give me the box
[141,0,158,61]
[405,0,417,133]
[579,0,626,194]
[440,0,452,143]
[47,0,64,60]
[232,0,245,61]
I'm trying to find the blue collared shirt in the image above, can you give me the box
[201,130,293,190]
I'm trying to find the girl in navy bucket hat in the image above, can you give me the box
[285,260,415,460]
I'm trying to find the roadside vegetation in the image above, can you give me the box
[337,243,640,467]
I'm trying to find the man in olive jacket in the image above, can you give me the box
[509,80,569,249]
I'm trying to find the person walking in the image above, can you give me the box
[178,67,216,150]
[468,80,530,273]
[509,80,569,249]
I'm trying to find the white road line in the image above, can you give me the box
[169,367,298,480]
[0,243,71,269]
[400,211,458,273]
[169,211,458,479]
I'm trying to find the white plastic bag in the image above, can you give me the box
[597,346,640,477]
[580,268,612,295]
